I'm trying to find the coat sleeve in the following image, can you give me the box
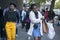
[38,11,44,20]
[29,11,41,24]
[16,12,20,23]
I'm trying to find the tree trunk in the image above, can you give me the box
[50,0,56,11]
[16,0,23,10]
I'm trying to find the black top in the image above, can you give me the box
[5,11,19,22]
[48,11,55,20]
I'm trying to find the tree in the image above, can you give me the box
[29,0,46,7]
[16,0,23,10]
[50,0,56,11]
[35,0,46,7]
[0,0,23,10]
[55,0,60,9]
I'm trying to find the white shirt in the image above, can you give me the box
[21,10,26,21]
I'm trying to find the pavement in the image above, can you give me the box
[0,23,60,40]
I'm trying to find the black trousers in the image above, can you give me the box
[21,20,26,28]
[25,23,30,32]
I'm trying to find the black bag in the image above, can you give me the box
[33,23,38,29]
[33,11,38,29]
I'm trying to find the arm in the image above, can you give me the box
[38,11,44,20]
[16,12,20,23]
[3,11,7,28]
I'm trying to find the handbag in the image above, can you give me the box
[26,18,30,23]
[42,20,48,33]
[47,23,55,39]
[33,23,38,29]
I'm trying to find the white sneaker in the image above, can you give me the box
[16,34,18,37]
[28,36,31,40]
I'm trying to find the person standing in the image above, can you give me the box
[45,8,49,22]
[4,3,19,40]
[21,5,26,28]
[3,4,20,37]
[0,7,7,40]
[0,7,3,38]
[27,4,44,40]
[25,7,30,32]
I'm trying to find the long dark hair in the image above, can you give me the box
[30,4,38,18]
[30,4,37,10]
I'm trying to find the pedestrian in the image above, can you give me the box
[21,4,26,28]
[0,7,3,38]
[4,3,19,40]
[3,4,20,37]
[25,6,30,32]
[45,8,49,22]
[27,4,44,40]
[0,7,7,40]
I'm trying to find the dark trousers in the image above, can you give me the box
[0,28,7,40]
[16,27,18,34]
[25,23,30,32]
[21,21,25,28]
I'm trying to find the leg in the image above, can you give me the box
[34,37,41,40]
[22,22,25,28]
[25,23,28,32]
[16,27,18,35]
[34,37,39,40]
[16,23,19,37]
[38,37,41,40]
[16,23,18,35]
[26,23,30,32]
[21,21,24,28]
[22,20,26,29]
[5,22,11,40]
[11,22,16,40]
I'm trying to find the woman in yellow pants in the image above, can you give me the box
[4,3,19,40]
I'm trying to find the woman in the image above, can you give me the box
[4,3,19,40]
[27,4,44,40]
[25,7,30,32]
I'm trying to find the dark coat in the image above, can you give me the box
[0,9,6,37]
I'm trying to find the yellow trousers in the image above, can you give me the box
[5,22,16,40]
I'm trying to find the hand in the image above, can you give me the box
[41,16,45,20]
[42,16,45,19]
